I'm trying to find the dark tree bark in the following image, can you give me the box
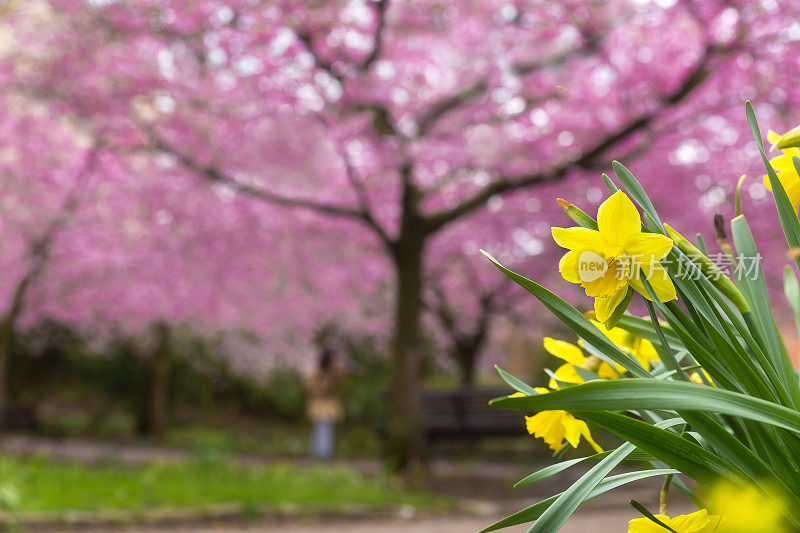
[454,337,483,386]
[0,317,13,422]
[143,322,172,439]
[386,184,427,470]
[0,264,42,423]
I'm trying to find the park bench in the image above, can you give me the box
[422,387,527,441]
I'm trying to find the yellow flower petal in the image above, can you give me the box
[635,338,660,362]
[711,482,787,533]
[630,262,676,302]
[763,165,800,210]
[628,515,674,533]
[771,150,800,170]
[525,411,566,451]
[628,510,719,533]
[579,420,603,453]
[763,149,800,208]
[597,190,641,247]
[594,286,628,323]
[690,369,715,386]
[548,362,583,389]
[768,129,781,146]
[558,250,583,283]
[543,337,585,365]
[551,226,603,251]
[623,232,674,264]
[670,509,716,532]
[561,413,585,448]
[596,361,621,380]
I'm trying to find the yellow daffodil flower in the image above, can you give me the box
[689,368,715,386]
[711,482,787,533]
[543,337,619,388]
[552,191,676,323]
[589,320,660,371]
[628,509,721,533]
[523,387,603,453]
[763,130,800,210]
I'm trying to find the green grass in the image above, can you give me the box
[0,455,448,514]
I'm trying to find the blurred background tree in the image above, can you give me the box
[0,0,799,470]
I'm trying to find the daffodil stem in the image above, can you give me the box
[642,296,685,379]
[659,474,674,515]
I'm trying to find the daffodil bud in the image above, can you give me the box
[714,214,733,257]
[664,223,750,312]
[556,198,598,230]
[773,124,800,151]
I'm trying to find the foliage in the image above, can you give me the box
[482,104,800,532]
[10,321,308,432]
[336,335,392,427]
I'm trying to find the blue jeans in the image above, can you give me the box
[311,420,334,459]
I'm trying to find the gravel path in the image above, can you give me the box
[88,505,694,533]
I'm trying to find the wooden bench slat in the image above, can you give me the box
[421,387,528,439]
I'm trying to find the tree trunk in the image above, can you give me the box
[144,323,171,439]
[458,345,478,386]
[0,317,12,424]
[386,224,426,471]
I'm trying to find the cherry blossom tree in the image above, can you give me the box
[3,0,800,465]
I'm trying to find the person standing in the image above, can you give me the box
[305,349,343,460]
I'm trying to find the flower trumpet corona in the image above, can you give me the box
[552,190,676,323]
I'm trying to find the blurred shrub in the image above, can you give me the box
[7,320,399,452]
[337,335,390,427]
[8,320,309,433]
[261,367,305,419]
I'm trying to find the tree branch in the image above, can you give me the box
[296,31,344,84]
[3,141,104,324]
[139,121,393,246]
[359,0,389,71]
[414,17,622,137]
[423,44,719,233]
[417,80,488,136]
[321,122,393,247]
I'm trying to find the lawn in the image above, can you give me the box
[0,455,448,515]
